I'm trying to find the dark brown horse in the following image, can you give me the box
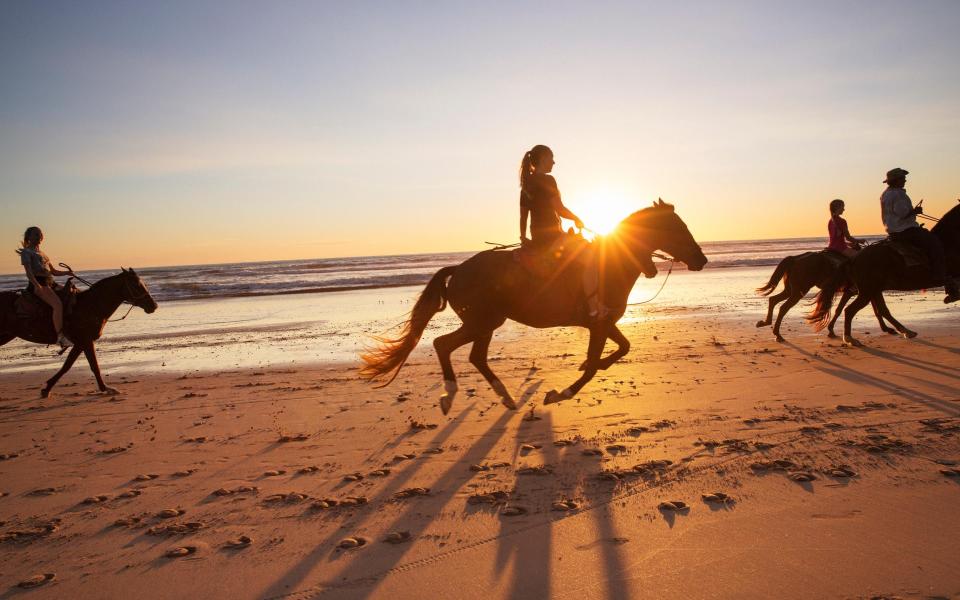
[0,268,158,397]
[808,202,960,346]
[756,251,897,341]
[360,200,708,414]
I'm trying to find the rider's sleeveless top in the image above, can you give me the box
[520,174,563,244]
[827,216,848,253]
[19,247,54,287]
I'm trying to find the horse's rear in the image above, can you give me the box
[446,248,585,329]
[0,290,18,344]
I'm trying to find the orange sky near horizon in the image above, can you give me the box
[2,2,959,274]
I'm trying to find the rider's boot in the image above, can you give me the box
[944,278,960,304]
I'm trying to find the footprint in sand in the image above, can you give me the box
[422,447,444,454]
[384,531,412,544]
[467,491,510,505]
[410,421,437,430]
[278,433,309,442]
[157,508,186,519]
[553,439,576,447]
[658,501,689,512]
[338,536,367,549]
[148,522,204,535]
[940,467,960,477]
[172,469,198,477]
[370,469,391,477]
[134,474,159,482]
[343,472,364,482]
[114,516,144,527]
[298,466,320,474]
[789,471,817,482]
[17,573,55,588]
[520,443,541,452]
[606,444,628,454]
[581,448,604,457]
[517,465,553,476]
[827,466,857,478]
[117,490,142,499]
[28,487,58,496]
[469,464,490,472]
[393,453,417,462]
[224,535,253,549]
[551,500,579,511]
[263,492,308,504]
[263,469,287,477]
[0,453,20,461]
[81,494,110,504]
[339,496,368,506]
[165,545,198,558]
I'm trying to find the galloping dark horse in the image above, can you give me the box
[808,203,960,346]
[0,268,158,397]
[756,251,897,341]
[361,200,708,414]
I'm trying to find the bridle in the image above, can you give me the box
[59,263,152,322]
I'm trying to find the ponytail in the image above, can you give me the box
[518,144,552,191]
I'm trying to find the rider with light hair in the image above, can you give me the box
[17,226,74,347]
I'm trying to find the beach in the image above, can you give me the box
[1,268,959,599]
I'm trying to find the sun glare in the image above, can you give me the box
[573,189,636,239]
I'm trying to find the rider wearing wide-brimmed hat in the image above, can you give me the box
[880,168,959,303]
[16,226,75,347]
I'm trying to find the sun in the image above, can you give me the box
[571,188,636,238]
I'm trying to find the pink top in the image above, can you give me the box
[827,216,848,252]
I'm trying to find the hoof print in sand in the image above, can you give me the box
[517,465,552,476]
[520,443,541,452]
[81,494,110,505]
[701,492,734,504]
[606,444,628,454]
[338,536,367,549]
[581,448,604,457]
[383,531,412,544]
[422,447,444,454]
[114,516,143,527]
[134,474,159,482]
[117,490,142,499]
[369,469,391,477]
[278,433,309,443]
[224,535,252,549]
[468,490,510,505]
[343,472,364,482]
[165,546,197,558]
[148,521,204,535]
[157,508,186,519]
[298,466,320,474]
[394,487,430,499]
[658,501,688,512]
[598,471,623,482]
[500,505,528,517]
[172,469,198,477]
[410,421,437,430]
[553,439,576,447]
[827,466,857,478]
[551,500,579,511]
[17,573,55,589]
[263,469,287,477]
[469,464,490,472]
[788,471,817,482]
[264,492,308,504]
[339,496,368,507]
[393,453,417,462]
[940,467,960,477]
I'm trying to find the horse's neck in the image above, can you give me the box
[933,204,960,242]
[79,278,125,320]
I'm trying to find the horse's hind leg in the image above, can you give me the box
[468,332,516,410]
[757,290,789,328]
[828,288,853,338]
[594,325,630,370]
[41,345,83,398]
[545,325,606,405]
[843,293,873,347]
[771,289,805,343]
[873,295,916,339]
[433,326,475,415]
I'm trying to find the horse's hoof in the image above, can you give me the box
[500,395,517,410]
[827,331,838,338]
[756,320,768,328]
[40,388,51,399]
[544,389,572,405]
[440,395,453,416]
[843,337,862,348]
[101,386,120,396]
[775,335,785,343]
[902,330,918,339]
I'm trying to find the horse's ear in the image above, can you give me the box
[129,267,137,275]
[121,266,127,273]
[657,197,664,206]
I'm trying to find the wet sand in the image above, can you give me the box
[1,310,959,599]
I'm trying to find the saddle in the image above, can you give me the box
[878,239,928,268]
[14,280,78,326]
[513,232,591,279]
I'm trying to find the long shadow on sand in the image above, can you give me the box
[786,342,960,417]
[257,398,480,598]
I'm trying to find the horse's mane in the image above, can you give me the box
[620,202,676,229]
[932,203,960,235]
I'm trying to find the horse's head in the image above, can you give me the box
[120,267,158,314]
[616,200,708,272]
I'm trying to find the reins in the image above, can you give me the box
[626,252,676,306]
[58,263,143,322]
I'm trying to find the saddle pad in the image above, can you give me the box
[886,240,927,268]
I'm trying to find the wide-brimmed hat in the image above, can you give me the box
[883,167,909,183]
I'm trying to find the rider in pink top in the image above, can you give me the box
[826,199,862,258]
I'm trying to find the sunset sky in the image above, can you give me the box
[2,1,959,273]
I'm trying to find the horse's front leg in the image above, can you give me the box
[545,325,606,404]
[42,345,83,398]
[83,342,118,395]
[588,324,630,371]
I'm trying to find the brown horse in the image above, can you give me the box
[0,268,158,397]
[808,203,960,346]
[360,200,708,414]
[756,251,897,341]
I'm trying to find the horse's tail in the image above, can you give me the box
[359,266,457,387]
[756,255,795,295]
[807,260,851,330]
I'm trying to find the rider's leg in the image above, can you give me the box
[34,285,64,337]
[582,247,608,320]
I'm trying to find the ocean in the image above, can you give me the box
[0,236,868,303]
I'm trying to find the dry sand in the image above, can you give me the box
[1,313,958,599]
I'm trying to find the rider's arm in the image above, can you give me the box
[892,192,914,218]
[49,264,70,276]
[840,220,859,244]
[544,176,585,228]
